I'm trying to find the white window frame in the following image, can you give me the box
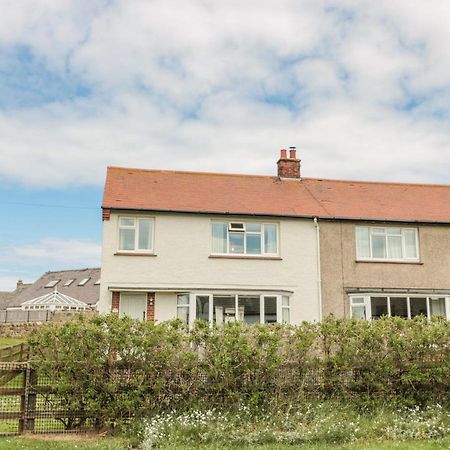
[187,292,289,328]
[211,221,279,257]
[356,226,419,262]
[117,216,155,253]
[349,294,449,321]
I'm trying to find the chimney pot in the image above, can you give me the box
[277,147,301,179]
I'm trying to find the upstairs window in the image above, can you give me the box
[356,226,419,261]
[118,217,154,253]
[211,221,278,256]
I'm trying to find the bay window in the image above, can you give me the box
[118,217,154,252]
[185,293,290,326]
[355,226,419,261]
[350,294,449,321]
[211,221,278,256]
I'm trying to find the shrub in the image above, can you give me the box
[27,314,450,428]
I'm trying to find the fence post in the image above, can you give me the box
[21,363,36,433]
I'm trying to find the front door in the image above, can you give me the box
[119,293,147,321]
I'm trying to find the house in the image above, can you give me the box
[0,268,101,323]
[99,149,322,325]
[0,280,32,310]
[100,149,450,324]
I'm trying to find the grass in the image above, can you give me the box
[0,338,24,349]
[0,436,449,450]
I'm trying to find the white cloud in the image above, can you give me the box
[0,238,101,290]
[1,0,450,187]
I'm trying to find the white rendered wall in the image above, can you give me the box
[99,212,320,323]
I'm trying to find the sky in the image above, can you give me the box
[1,0,450,290]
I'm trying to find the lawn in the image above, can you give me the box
[0,338,24,349]
[0,436,449,450]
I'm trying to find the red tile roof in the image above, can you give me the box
[103,166,450,223]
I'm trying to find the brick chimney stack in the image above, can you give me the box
[277,147,301,179]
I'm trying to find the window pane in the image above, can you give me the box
[282,295,290,307]
[371,296,388,319]
[246,223,261,232]
[229,232,244,254]
[264,224,277,254]
[352,305,366,320]
[119,218,134,227]
[282,307,290,324]
[177,307,189,324]
[372,228,385,234]
[119,228,135,250]
[239,296,260,324]
[138,219,152,250]
[430,298,446,317]
[387,236,403,259]
[372,235,386,258]
[246,234,261,254]
[390,297,408,318]
[212,222,227,253]
[264,296,277,323]
[196,296,209,321]
[352,297,365,304]
[410,297,427,318]
[213,296,236,325]
[177,294,189,306]
[355,227,370,258]
[387,227,402,235]
[404,229,418,259]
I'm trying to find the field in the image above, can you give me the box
[0,436,449,450]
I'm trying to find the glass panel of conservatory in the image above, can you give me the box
[371,296,388,319]
[213,296,236,325]
[196,296,210,321]
[390,297,408,318]
[239,296,260,324]
[410,297,427,318]
[430,298,446,318]
[264,296,277,323]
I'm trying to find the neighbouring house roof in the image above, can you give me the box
[8,268,101,309]
[102,167,450,224]
[21,290,90,310]
[0,282,33,309]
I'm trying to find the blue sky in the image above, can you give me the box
[1,0,450,289]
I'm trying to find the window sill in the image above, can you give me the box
[209,254,282,260]
[114,252,157,257]
[356,259,423,265]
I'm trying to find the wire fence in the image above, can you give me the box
[0,362,99,435]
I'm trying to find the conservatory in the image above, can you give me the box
[20,289,91,312]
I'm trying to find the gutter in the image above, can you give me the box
[314,217,323,322]
[102,206,450,226]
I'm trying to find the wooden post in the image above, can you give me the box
[20,364,37,433]
[18,365,26,434]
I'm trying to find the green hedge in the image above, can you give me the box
[28,315,450,425]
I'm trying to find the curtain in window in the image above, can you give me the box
[404,229,418,258]
[430,298,446,317]
[212,222,227,253]
[355,227,370,258]
[264,224,277,254]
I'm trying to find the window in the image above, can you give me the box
[356,226,419,261]
[45,280,59,288]
[94,279,101,286]
[63,279,74,287]
[211,222,278,256]
[192,293,289,326]
[350,295,449,321]
[78,278,90,286]
[177,294,190,325]
[118,217,154,252]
